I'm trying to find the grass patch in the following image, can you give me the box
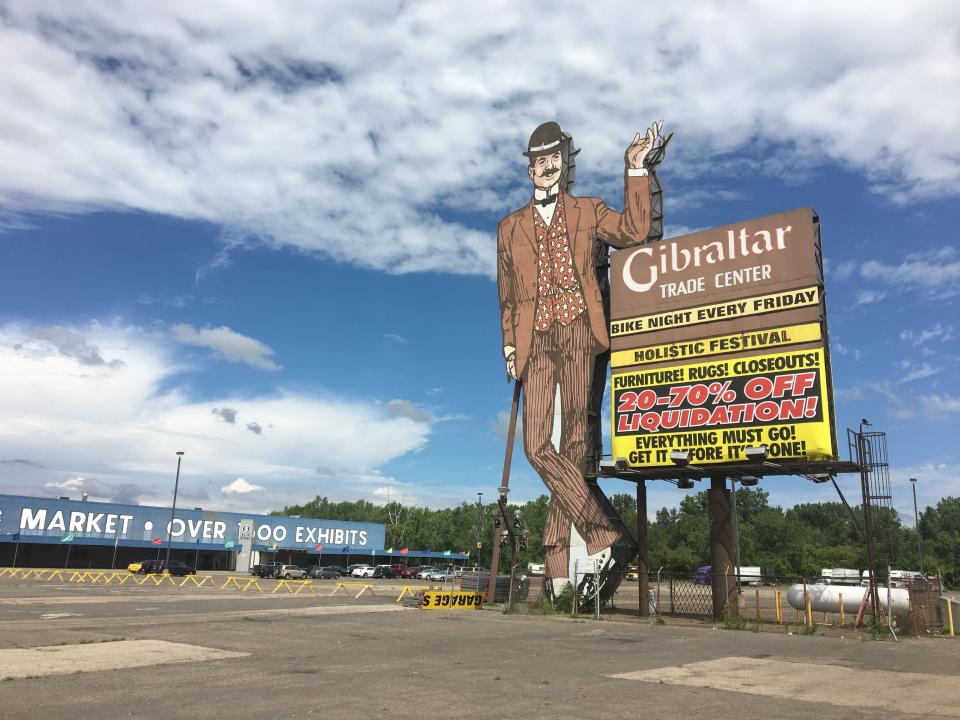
[721,611,747,631]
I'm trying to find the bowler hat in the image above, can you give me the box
[523,121,565,157]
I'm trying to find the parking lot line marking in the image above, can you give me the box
[609,657,960,717]
[0,640,248,681]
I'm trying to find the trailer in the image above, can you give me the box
[821,567,859,585]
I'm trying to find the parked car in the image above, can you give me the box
[352,565,375,578]
[372,565,396,579]
[400,566,424,579]
[140,560,195,576]
[275,565,305,579]
[416,567,439,580]
[428,569,456,582]
[163,561,196,577]
[254,562,285,578]
[342,564,368,577]
[127,559,150,573]
[309,566,340,580]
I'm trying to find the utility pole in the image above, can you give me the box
[910,478,923,574]
[164,452,185,569]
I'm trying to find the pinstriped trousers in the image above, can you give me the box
[522,314,619,580]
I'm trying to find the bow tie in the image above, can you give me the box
[537,194,558,207]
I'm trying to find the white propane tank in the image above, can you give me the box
[786,583,910,614]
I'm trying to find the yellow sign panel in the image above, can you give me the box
[420,591,486,610]
[610,286,819,338]
[610,322,821,368]
[611,349,833,468]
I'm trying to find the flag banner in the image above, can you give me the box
[11,533,20,541]
[443,550,451,556]
[60,534,74,543]
[342,546,350,553]
[399,548,409,555]
[315,544,323,552]
[151,537,162,545]
[387,548,394,554]
[224,541,235,549]
[269,542,278,551]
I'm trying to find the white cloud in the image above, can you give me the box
[919,394,960,415]
[384,334,409,345]
[828,259,858,281]
[896,361,942,384]
[385,399,430,424]
[221,477,265,494]
[900,323,954,347]
[171,324,280,370]
[0,321,430,512]
[0,3,958,278]
[859,247,960,299]
[854,289,886,306]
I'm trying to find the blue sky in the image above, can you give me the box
[0,2,957,523]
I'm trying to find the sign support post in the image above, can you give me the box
[636,481,649,617]
[708,475,737,620]
[488,382,521,604]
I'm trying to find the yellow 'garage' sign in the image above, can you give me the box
[420,591,485,610]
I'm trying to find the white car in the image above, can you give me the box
[416,567,438,580]
[351,565,375,578]
[429,569,456,582]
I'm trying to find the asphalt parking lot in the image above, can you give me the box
[0,574,958,720]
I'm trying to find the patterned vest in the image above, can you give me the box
[533,194,586,332]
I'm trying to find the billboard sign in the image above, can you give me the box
[0,494,384,550]
[609,208,837,469]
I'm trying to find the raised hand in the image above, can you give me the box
[625,120,663,169]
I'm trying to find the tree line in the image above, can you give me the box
[278,490,960,586]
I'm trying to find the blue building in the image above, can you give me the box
[0,493,384,571]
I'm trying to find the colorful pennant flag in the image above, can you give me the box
[315,544,323,552]
[60,534,74,543]
[443,550,451,556]
[151,537,163,545]
[399,548,409,555]
[387,548,394,554]
[224,541,235,549]
[10,532,20,541]
[342,546,350,553]
[269,542,278,551]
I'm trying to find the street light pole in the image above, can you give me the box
[910,478,923,574]
[164,452,185,568]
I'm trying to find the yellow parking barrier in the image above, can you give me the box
[69,571,90,583]
[220,576,262,592]
[44,569,67,582]
[178,575,214,588]
[0,568,10,578]
[329,582,375,599]
[271,579,316,595]
[146,573,176,586]
[396,586,418,603]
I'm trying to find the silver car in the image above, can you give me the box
[277,564,306,579]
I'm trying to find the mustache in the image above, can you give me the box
[538,166,560,178]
